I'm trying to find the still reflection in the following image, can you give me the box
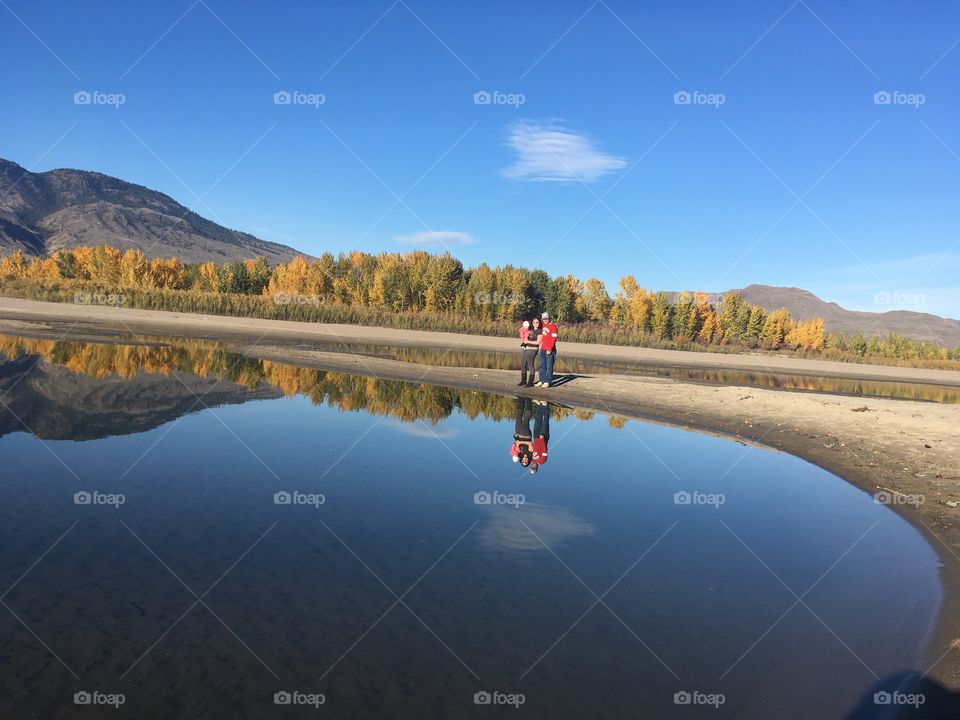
[510,397,551,474]
[0,334,592,440]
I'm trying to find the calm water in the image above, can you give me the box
[0,335,943,719]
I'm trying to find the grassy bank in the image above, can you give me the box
[2,277,958,371]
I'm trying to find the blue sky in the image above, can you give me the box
[1,0,959,317]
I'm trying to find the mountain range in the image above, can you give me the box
[734,285,960,347]
[1,156,956,347]
[0,158,300,264]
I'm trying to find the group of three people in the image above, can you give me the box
[509,396,550,474]
[518,312,559,388]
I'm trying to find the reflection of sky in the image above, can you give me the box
[478,503,594,552]
[382,419,461,440]
[0,377,945,719]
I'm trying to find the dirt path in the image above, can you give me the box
[2,298,960,696]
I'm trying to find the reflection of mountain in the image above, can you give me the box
[0,334,589,442]
[0,352,281,441]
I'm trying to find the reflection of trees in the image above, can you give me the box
[2,333,956,414]
[0,334,587,424]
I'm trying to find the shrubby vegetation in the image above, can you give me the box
[1,245,958,368]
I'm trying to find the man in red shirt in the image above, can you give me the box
[536,312,559,387]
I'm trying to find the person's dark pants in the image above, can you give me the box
[514,397,533,439]
[520,349,537,380]
[533,403,551,441]
[538,349,556,384]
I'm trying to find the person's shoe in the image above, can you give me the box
[525,380,536,387]
[535,381,545,387]
[517,373,527,387]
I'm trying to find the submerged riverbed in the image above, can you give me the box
[0,334,943,719]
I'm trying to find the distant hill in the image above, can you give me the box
[0,157,303,264]
[733,284,960,347]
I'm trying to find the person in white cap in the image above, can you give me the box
[536,312,558,387]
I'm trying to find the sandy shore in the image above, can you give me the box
[2,298,960,702]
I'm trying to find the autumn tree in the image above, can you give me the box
[576,278,612,322]
[671,292,697,340]
[650,292,672,339]
[119,249,149,288]
[760,308,791,348]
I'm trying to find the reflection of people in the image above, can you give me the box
[509,396,534,468]
[532,400,550,470]
[537,312,559,387]
[518,318,541,387]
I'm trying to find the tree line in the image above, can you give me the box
[1,244,958,365]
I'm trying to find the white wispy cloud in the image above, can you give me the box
[394,230,475,246]
[501,120,627,183]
